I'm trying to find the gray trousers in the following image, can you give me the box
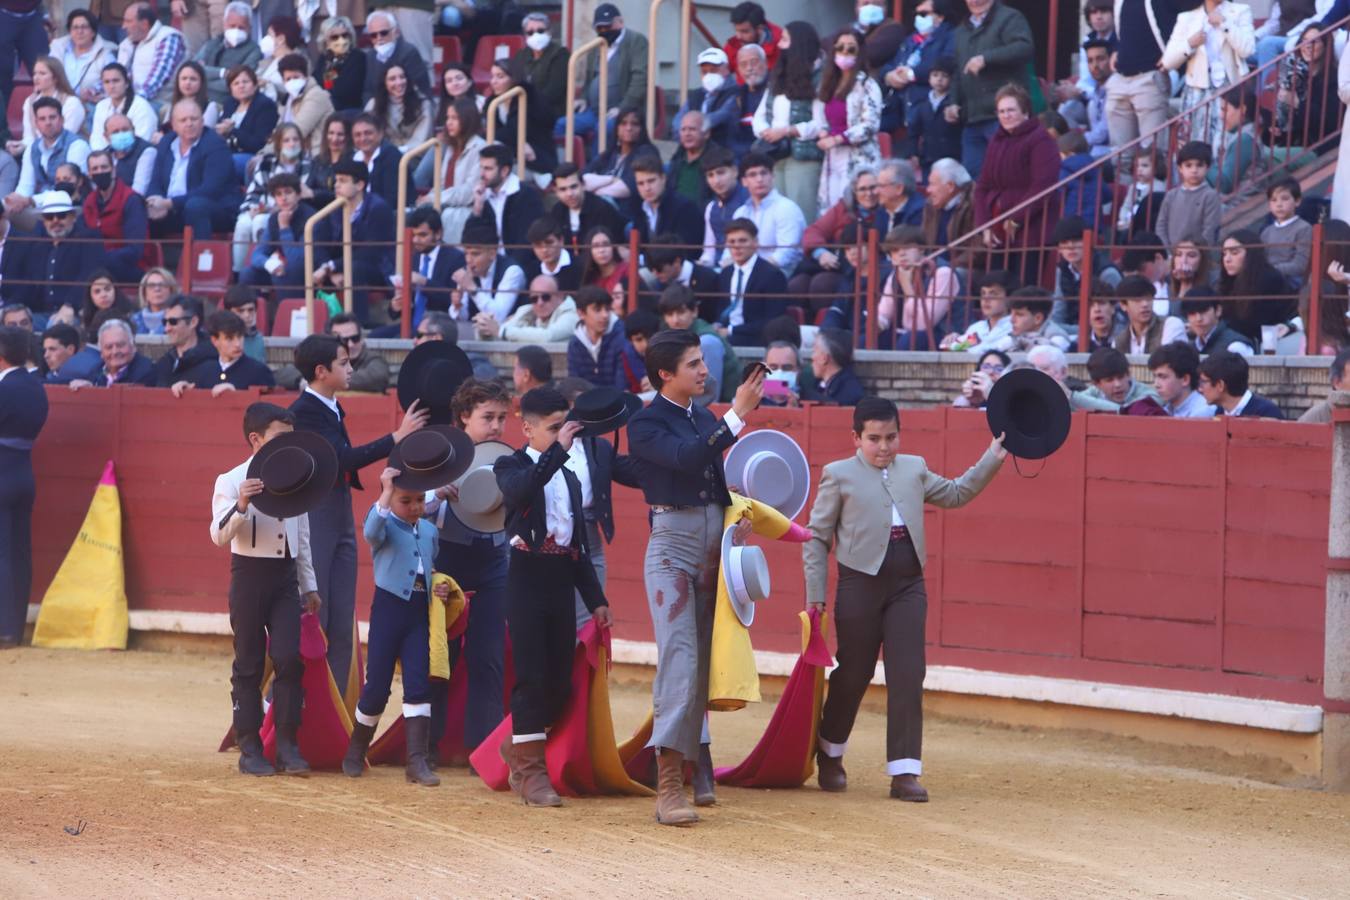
[645,506,722,758]
[819,534,927,776]
[574,517,607,629]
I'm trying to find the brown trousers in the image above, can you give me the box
[819,534,927,766]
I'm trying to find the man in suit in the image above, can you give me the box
[629,155,704,262]
[145,99,242,240]
[717,217,788,346]
[172,310,276,396]
[492,387,612,806]
[804,396,1005,802]
[347,114,406,213]
[549,163,628,252]
[288,334,429,689]
[0,326,48,647]
[1198,350,1286,419]
[627,330,764,826]
[68,318,157,390]
[311,159,396,327]
[474,144,546,268]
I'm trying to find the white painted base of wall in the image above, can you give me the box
[33,606,1322,735]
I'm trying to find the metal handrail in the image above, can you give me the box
[395,137,444,289]
[303,196,352,332]
[646,0,692,138]
[485,85,528,171]
[923,13,1350,270]
[565,36,607,160]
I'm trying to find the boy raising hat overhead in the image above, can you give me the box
[803,397,1005,802]
[209,403,325,777]
[493,387,612,806]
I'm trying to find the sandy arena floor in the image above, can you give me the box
[1,647,1348,898]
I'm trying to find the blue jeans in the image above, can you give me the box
[431,535,509,752]
[0,9,47,139]
[960,120,1001,180]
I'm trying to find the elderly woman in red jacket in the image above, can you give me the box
[973,83,1060,288]
[790,166,882,314]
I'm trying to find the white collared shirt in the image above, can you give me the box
[304,385,341,417]
[523,444,574,547]
[565,438,593,509]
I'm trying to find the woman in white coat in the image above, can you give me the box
[413,97,487,244]
[1161,0,1255,150]
[1330,46,1350,222]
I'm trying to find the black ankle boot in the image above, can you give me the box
[238,732,275,777]
[343,721,377,778]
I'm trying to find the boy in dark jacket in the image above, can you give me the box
[567,285,647,391]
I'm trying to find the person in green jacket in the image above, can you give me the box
[658,283,739,403]
[946,0,1035,178]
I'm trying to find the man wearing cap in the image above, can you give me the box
[804,396,1005,802]
[210,401,325,776]
[627,329,765,826]
[675,49,740,151]
[554,4,649,148]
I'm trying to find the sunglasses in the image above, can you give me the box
[367,28,391,39]
[336,335,363,346]
[164,316,194,326]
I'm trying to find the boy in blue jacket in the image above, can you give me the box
[342,464,451,786]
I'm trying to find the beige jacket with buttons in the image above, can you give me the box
[802,447,1002,606]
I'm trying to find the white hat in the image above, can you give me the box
[721,524,770,627]
[37,191,76,215]
[697,47,728,67]
[723,430,811,520]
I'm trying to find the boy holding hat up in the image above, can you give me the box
[804,397,1006,802]
[493,387,613,806]
[210,402,330,777]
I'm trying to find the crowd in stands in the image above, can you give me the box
[0,0,1347,419]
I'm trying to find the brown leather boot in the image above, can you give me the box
[404,716,441,787]
[692,743,716,807]
[816,751,847,792]
[655,749,699,826]
[498,732,523,796]
[890,774,929,802]
[515,740,562,807]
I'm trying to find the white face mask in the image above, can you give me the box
[701,72,725,93]
[858,4,885,27]
[284,77,306,97]
[224,27,247,48]
[525,32,551,52]
[913,14,934,34]
[374,40,396,62]
[258,33,275,57]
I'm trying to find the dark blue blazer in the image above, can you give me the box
[629,190,704,262]
[627,394,737,508]
[146,129,240,211]
[221,92,280,155]
[1238,394,1285,420]
[716,255,789,346]
[289,389,394,492]
[580,434,642,543]
[182,354,276,390]
[91,353,157,387]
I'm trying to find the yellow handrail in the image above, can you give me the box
[303,196,352,332]
[484,85,528,172]
[395,136,444,284]
[646,0,691,138]
[565,36,607,161]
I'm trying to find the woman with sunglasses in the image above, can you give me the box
[316,16,367,112]
[752,21,824,221]
[132,268,180,335]
[508,13,570,123]
[414,97,485,244]
[809,30,882,213]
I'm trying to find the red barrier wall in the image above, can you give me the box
[29,387,1331,707]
